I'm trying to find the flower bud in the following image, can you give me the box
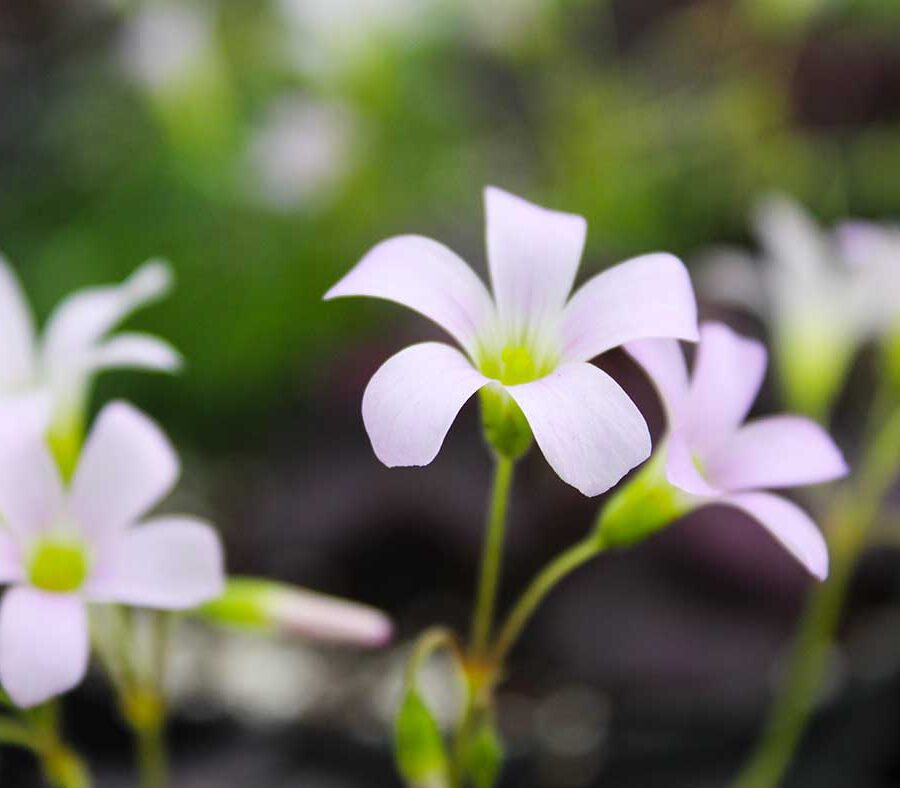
[479,385,533,460]
[394,688,450,788]
[197,577,393,648]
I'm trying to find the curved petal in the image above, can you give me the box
[0,529,24,584]
[40,260,172,376]
[84,333,182,374]
[86,516,224,609]
[324,235,494,355]
[485,186,587,332]
[562,253,698,363]
[362,342,489,467]
[625,338,690,426]
[0,391,52,443]
[684,322,767,457]
[0,588,89,707]
[70,402,179,540]
[665,431,721,497]
[721,492,828,580]
[0,437,65,538]
[0,256,36,388]
[507,362,651,496]
[704,415,848,493]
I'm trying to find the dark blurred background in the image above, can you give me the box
[1,0,900,785]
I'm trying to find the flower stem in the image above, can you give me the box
[492,536,603,667]
[733,402,900,788]
[470,455,515,658]
[135,715,167,788]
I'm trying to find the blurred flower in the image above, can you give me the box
[278,0,435,77]
[0,257,180,475]
[0,402,224,707]
[244,97,360,213]
[198,576,392,648]
[326,186,698,496]
[625,322,847,578]
[700,195,900,418]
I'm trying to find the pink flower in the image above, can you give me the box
[627,322,848,579]
[0,402,224,707]
[326,187,698,495]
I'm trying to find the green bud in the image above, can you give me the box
[596,451,692,548]
[197,578,275,632]
[479,385,533,460]
[461,718,503,788]
[394,689,450,787]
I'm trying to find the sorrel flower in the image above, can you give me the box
[0,257,180,469]
[0,402,224,707]
[326,187,698,495]
[700,195,900,417]
[622,322,848,578]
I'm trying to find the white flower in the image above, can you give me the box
[0,257,181,450]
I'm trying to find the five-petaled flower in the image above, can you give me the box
[0,401,224,707]
[627,322,849,579]
[326,187,698,496]
[0,256,181,469]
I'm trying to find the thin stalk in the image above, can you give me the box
[492,537,603,666]
[470,456,515,658]
[135,717,167,788]
[733,402,900,788]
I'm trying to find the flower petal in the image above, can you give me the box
[0,588,89,707]
[0,436,65,538]
[507,362,651,496]
[269,587,393,647]
[40,260,172,377]
[324,235,494,355]
[625,338,690,426]
[721,492,829,580]
[0,529,24,584]
[665,431,721,497]
[362,342,489,467]
[0,255,37,389]
[485,186,587,332]
[0,391,52,444]
[84,333,182,374]
[753,194,832,278]
[86,516,224,609]
[70,402,179,539]
[684,322,767,457]
[704,415,848,492]
[562,253,698,363]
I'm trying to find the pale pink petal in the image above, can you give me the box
[625,338,690,426]
[0,437,65,538]
[0,255,36,389]
[704,415,848,492]
[362,342,489,467]
[507,362,651,496]
[41,261,172,370]
[721,492,829,580]
[562,253,698,362]
[270,587,393,647]
[86,516,224,609]
[665,431,721,497]
[485,186,587,331]
[70,402,179,539]
[324,235,494,355]
[684,322,767,457]
[0,530,24,583]
[83,333,182,374]
[753,195,831,277]
[0,391,52,444]
[0,588,89,707]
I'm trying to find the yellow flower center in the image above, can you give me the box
[28,538,90,593]
[480,344,553,386]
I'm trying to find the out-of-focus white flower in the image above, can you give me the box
[119,2,216,95]
[458,0,551,52]
[699,195,900,417]
[0,257,180,473]
[245,97,360,213]
[0,402,224,707]
[278,0,435,76]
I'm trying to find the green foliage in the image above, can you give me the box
[460,718,504,788]
[394,689,450,787]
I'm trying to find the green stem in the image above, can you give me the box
[492,536,603,667]
[470,456,515,658]
[135,716,167,788]
[733,402,900,788]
